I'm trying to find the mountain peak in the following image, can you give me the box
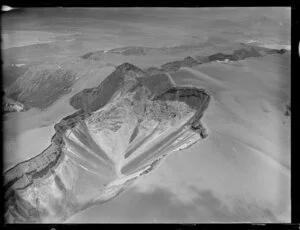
[69,63,145,112]
[115,62,143,73]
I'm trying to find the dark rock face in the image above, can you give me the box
[266,48,287,55]
[70,63,146,112]
[194,55,210,63]
[278,49,287,54]
[284,104,291,116]
[160,56,201,72]
[208,52,233,62]
[80,52,94,59]
[154,87,211,136]
[80,51,104,61]
[80,47,152,59]
[154,87,210,111]
[232,47,262,60]
[108,47,151,56]
[208,47,262,62]
[159,46,285,73]
[3,102,24,113]
[183,56,202,66]
[115,62,145,74]
[138,73,176,98]
[161,61,182,72]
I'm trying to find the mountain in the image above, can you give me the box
[6,66,77,110]
[3,43,288,113]
[149,45,288,74]
[80,50,105,61]
[4,59,109,110]
[161,56,202,72]
[69,63,146,112]
[80,47,154,60]
[79,39,285,62]
[207,46,263,62]
[107,46,152,56]
[4,62,211,223]
[2,64,29,88]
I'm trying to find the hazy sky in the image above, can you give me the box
[2,7,291,51]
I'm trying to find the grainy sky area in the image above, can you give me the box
[2,7,291,223]
[2,7,291,51]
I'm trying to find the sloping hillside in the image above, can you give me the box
[6,66,77,110]
[5,59,110,110]
[69,63,146,112]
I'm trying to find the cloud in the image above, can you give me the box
[133,129,290,222]
[67,186,229,223]
[2,5,14,12]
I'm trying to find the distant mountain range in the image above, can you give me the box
[82,43,288,74]
[3,43,288,113]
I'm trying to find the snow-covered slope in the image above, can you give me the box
[132,54,290,223]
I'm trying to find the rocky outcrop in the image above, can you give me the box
[161,56,202,72]
[284,103,291,116]
[208,47,262,62]
[3,98,25,113]
[108,47,152,56]
[80,51,102,60]
[207,52,233,62]
[69,63,146,112]
[4,62,211,223]
[121,45,288,76]
[80,42,288,62]
[265,48,287,55]
[143,67,165,76]
[232,47,262,59]
[80,47,153,60]
[153,87,210,138]
[158,46,287,72]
